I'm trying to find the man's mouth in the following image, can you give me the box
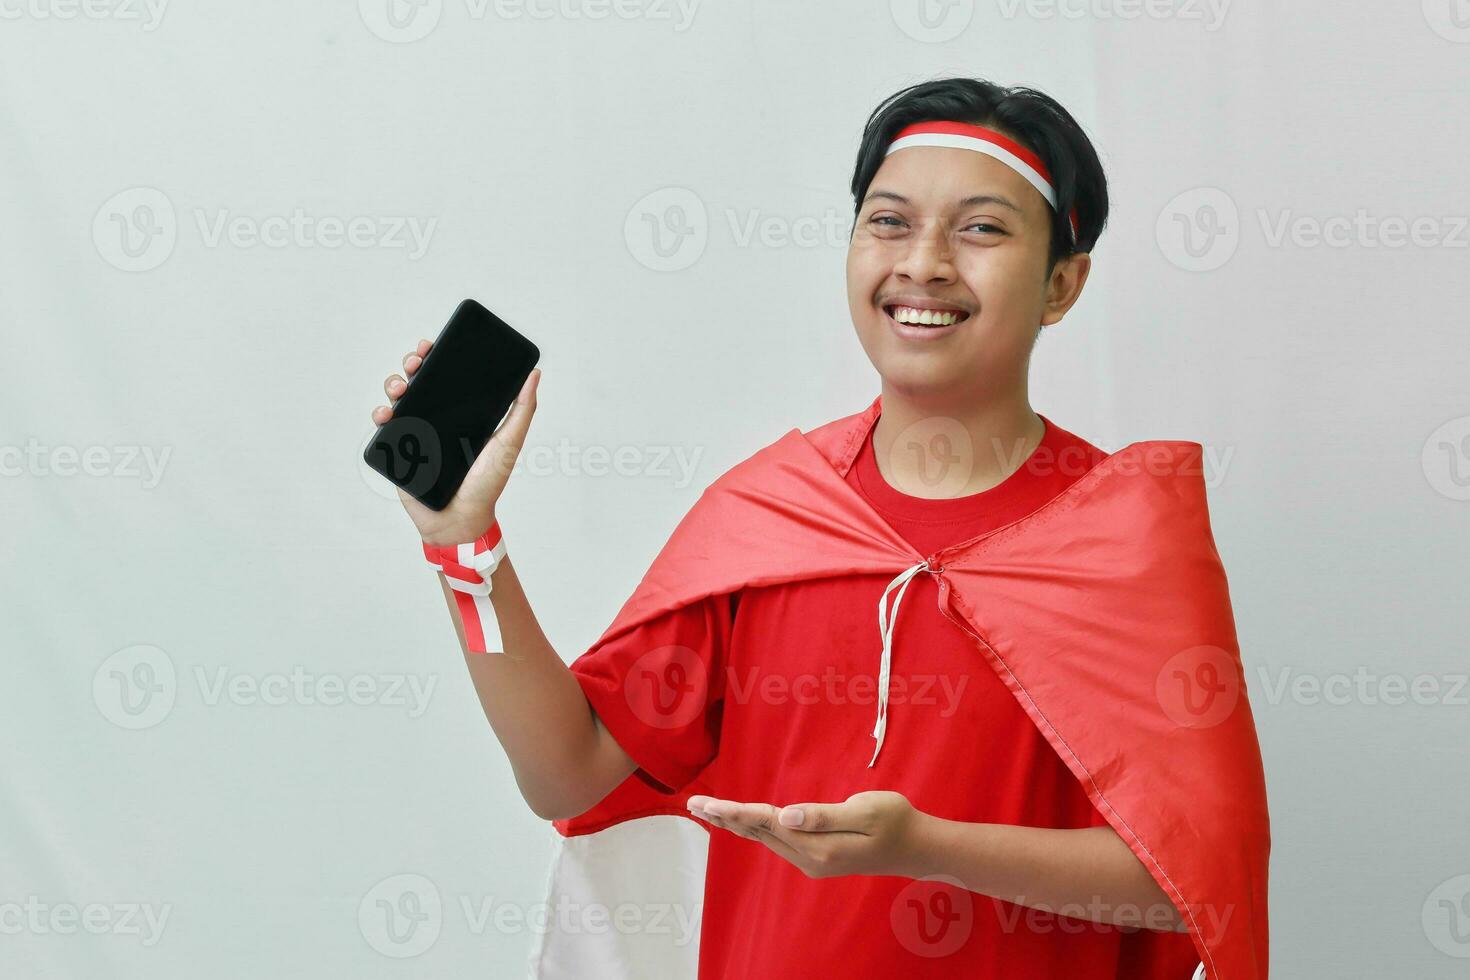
[882,304,971,327]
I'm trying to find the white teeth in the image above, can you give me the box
[890,305,962,326]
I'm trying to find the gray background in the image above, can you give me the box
[2,1,1467,976]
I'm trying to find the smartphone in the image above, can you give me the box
[363,299,540,511]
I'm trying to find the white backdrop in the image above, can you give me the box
[2,2,1468,977]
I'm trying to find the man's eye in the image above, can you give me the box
[965,223,1004,234]
[869,215,903,227]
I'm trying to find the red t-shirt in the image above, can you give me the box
[570,412,1201,978]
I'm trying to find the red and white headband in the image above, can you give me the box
[885,120,1080,244]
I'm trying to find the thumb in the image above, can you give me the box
[469,368,540,485]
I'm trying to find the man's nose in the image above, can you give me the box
[894,224,956,282]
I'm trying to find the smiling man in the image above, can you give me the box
[372,76,1269,980]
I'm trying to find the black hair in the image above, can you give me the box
[850,77,1109,270]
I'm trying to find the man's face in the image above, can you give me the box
[846,141,1071,397]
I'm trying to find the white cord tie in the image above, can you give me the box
[870,559,933,767]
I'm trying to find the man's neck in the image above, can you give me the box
[869,384,1044,500]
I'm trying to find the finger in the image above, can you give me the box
[714,801,792,843]
[473,368,541,478]
[778,801,857,834]
[699,800,763,840]
[384,374,407,399]
[500,367,540,431]
[694,802,810,865]
[403,343,428,376]
[687,806,732,834]
[372,405,392,424]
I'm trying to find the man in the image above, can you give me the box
[370,77,1269,979]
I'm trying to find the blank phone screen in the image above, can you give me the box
[363,299,540,511]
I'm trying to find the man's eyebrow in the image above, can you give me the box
[862,190,1022,212]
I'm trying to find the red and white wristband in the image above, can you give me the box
[421,521,507,654]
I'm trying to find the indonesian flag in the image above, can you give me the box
[528,396,1270,979]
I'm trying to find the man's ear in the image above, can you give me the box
[1040,251,1092,327]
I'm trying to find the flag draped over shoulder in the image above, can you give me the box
[528,396,1270,980]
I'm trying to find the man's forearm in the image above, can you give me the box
[905,816,1189,933]
[436,555,636,820]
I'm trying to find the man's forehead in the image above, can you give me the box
[866,147,1041,212]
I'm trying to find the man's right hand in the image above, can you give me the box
[371,338,542,546]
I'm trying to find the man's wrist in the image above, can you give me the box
[900,809,946,880]
[901,811,994,883]
[419,518,507,654]
[421,514,497,550]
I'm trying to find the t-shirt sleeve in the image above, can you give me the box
[568,591,736,795]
